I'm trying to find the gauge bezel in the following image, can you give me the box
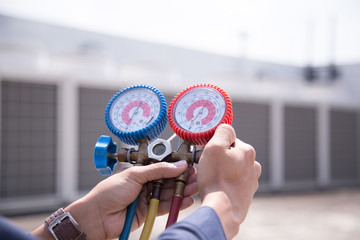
[172,87,226,132]
[108,88,160,132]
[105,85,167,146]
[168,84,233,146]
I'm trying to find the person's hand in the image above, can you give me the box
[198,124,261,239]
[33,160,198,240]
[71,160,197,239]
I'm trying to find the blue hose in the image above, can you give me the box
[119,197,138,240]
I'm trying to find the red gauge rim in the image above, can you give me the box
[168,83,233,146]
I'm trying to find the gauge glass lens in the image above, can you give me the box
[173,87,226,132]
[109,88,161,132]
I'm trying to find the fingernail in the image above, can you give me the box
[173,160,187,168]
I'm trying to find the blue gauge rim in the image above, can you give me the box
[105,84,168,145]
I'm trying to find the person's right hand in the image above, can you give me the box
[197,124,261,239]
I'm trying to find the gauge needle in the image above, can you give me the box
[188,106,205,130]
[126,101,142,130]
[145,116,154,125]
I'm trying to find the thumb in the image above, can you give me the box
[131,160,188,184]
[208,124,236,148]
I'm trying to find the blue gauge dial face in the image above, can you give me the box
[173,87,226,133]
[108,88,161,132]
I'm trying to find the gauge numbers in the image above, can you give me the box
[109,88,161,132]
[173,87,226,133]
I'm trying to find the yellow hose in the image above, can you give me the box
[139,198,159,240]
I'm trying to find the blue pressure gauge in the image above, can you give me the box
[105,85,168,146]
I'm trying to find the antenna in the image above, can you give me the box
[306,17,314,66]
[327,14,340,81]
[304,17,317,82]
[328,15,336,64]
[239,31,248,58]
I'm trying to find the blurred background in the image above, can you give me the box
[0,0,359,239]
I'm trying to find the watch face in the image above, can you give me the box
[108,88,161,132]
[172,87,226,133]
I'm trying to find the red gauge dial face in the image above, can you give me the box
[186,99,216,127]
[173,87,226,133]
[109,88,160,132]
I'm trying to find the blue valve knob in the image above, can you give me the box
[94,135,118,175]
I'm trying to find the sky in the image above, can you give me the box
[0,0,359,66]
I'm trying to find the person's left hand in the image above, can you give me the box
[65,160,197,240]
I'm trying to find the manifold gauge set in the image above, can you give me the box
[94,83,233,240]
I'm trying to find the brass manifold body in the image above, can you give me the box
[106,137,202,239]
[107,138,202,167]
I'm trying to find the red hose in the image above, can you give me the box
[165,196,183,228]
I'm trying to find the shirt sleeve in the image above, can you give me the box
[0,217,41,240]
[155,206,226,240]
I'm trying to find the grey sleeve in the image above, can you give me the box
[155,206,226,240]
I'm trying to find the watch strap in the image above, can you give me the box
[45,208,86,240]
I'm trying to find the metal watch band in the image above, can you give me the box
[45,208,87,240]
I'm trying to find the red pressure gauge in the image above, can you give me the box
[168,84,233,146]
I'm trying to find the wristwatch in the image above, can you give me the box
[45,208,87,240]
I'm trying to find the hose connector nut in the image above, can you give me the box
[148,138,172,161]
